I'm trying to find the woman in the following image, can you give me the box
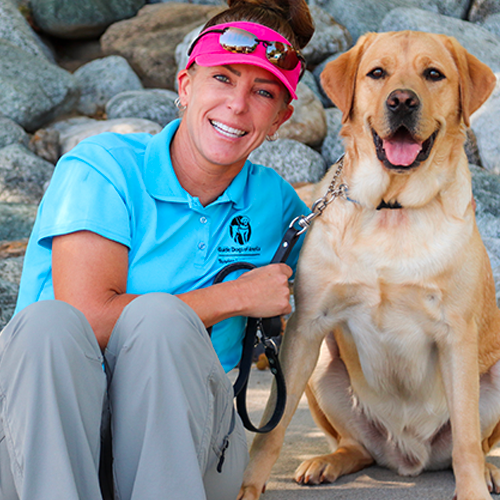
[0,0,314,499]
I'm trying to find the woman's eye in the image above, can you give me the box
[367,67,386,79]
[257,89,273,99]
[214,74,230,83]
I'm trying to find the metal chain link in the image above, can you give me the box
[290,156,347,235]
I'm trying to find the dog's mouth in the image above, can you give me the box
[373,127,438,171]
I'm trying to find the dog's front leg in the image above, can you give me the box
[439,318,492,500]
[238,312,327,500]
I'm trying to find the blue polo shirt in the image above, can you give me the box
[15,119,308,372]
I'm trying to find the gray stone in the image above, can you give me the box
[0,117,29,149]
[379,8,500,73]
[0,203,37,241]
[101,3,224,90]
[309,0,470,43]
[0,255,23,329]
[481,13,500,38]
[0,0,53,61]
[106,89,178,127]
[321,107,344,167]
[46,117,162,155]
[249,139,327,184]
[31,0,146,39]
[74,56,143,116]
[0,144,54,203]
[469,0,500,23]
[312,53,340,108]
[28,128,60,164]
[279,83,327,148]
[175,25,203,86]
[464,128,482,167]
[471,164,500,305]
[0,40,78,131]
[470,74,500,174]
[303,5,351,66]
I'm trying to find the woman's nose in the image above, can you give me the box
[226,88,250,114]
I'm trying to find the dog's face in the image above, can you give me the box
[321,31,496,209]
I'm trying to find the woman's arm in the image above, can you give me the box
[53,231,293,350]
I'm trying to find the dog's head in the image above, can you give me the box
[321,31,496,209]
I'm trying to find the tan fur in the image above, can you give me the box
[239,31,500,500]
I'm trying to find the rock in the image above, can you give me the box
[175,24,204,85]
[481,13,500,38]
[464,128,482,167]
[471,164,500,305]
[278,83,327,148]
[309,0,470,43]
[0,117,29,149]
[249,139,327,184]
[101,3,224,90]
[30,0,146,39]
[0,205,37,241]
[321,107,344,167]
[106,89,178,127]
[46,117,162,155]
[0,0,53,60]
[0,144,54,203]
[469,0,500,23]
[74,56,144,116]
[0,40,78,131]
[0,255,24,329]
[28,129,61,164]
[303,5,351,66]
[470,74,500,174]
[312,53,339,108]
[379,8,500,73]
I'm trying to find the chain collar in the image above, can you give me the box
[290,156,347,235]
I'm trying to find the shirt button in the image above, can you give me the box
[198,242,206,250]
[200,216,207,224]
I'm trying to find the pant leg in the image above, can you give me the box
[105,293,248,500]
[0,301,106,500]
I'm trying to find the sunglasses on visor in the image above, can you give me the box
[187,26,306,79]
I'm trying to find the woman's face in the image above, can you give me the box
[177,63,293,172]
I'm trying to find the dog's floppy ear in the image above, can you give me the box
[442,35,497,127]
[320,33,376,124]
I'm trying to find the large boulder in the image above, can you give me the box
[0,144,54,203]
[45,117,162,155]
[481,13,500,38]
[321,107,344,167]
[470,74,500,175]
[379,8,500,73]
[30,0,147,39]
[279,83,327,148]
[101,3,224,89]
[74,55,144,116]
[0,204,37,241]
[309,0,470,42]
[469,0,500,23]
[0,40,78,131]
[249,139,327,184]
[106,89,178,127]
[0,0,53,60]
[0,255,23,329]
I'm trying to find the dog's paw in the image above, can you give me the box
[294,454,343,485]
[237,483,265,500]
[485,462,500,495]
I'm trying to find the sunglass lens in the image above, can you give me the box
[266,42,300,70]
[219,28,258,54]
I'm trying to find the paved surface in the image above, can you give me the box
[238,367,500,500]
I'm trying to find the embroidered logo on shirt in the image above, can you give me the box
[229,216,252,244]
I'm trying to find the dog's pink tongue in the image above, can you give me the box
[383,137,422,166]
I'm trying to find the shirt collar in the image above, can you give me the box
[144,119,249,209]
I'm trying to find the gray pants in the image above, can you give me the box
[0,293,248,500]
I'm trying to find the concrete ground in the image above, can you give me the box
[238,367,500,500]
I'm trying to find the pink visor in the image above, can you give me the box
[186,21,303,99]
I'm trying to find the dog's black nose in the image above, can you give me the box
[386,89,420,114]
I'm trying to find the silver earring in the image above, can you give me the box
[266,132,279,142]
[174,97,187,111]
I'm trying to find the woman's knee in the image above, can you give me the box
[0,300,101,363]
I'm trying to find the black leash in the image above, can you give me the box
[209,224,302,433]
[210,156,347,433]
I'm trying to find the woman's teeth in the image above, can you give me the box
[210,120,246,138]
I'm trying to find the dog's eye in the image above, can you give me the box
[424,68,445,81]
[367,67,386,79]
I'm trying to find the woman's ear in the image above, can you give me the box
[270,104,294,135]
[177,68,192,107]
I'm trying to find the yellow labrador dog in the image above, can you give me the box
[239,31,500,500]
